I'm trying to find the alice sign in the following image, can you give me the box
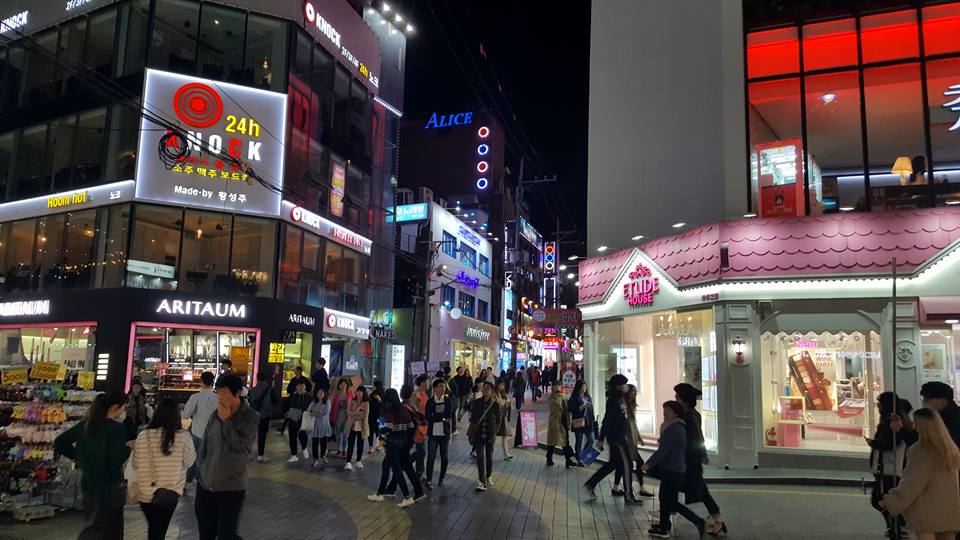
[622,263,660,307]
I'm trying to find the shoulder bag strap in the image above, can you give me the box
[477,400,495,425]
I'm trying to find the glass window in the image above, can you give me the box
[73,108,106,188]
[230,216,276,297]
[747,28,799,79]
[150,0,199,74]
[760,330,882,453]
[479,253,490,276]
[60,209,98,290]
[97,204,130,288]
[927,58,960,204]
[86,10,117,77]
[923,4,960,57]
[128,205,181,289]
[441,231,457,258]
[302,232,324,307]
[179,210,230,293]
[324,242,361,311]
[0,324,97,373]
[50,115,76,192]
[120,0,151,76]
[333,66,350,139]
[197,4,245,82]
[24,31,59,104]
[14,124,51,199]
[864,63,927,210]
[748,78,803,216]
[104,104,139,181]
[920,326,960,393]
[441,284,455,308]
[459,243,477,269]
[860,10,918,64]
[36,214,66,292]
[2,47,24,111]
[279,225,302,302]
[312,44,334,129]
[0,132,12,198]
[59,20,87,93]
[1,219,35,293]
[804,71,864,213]
[802,19,856,72]
[478,299,489,322]
[459,292,475,318]
[244,14,287,91]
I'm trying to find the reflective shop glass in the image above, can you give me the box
[150,0,200,74]
[0,324,98,372]
[128,205,181,289]
[178,210,231,294]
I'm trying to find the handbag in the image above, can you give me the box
[467,400,495,446]
[571,417,586,430]
[299,409,316,432]
[146,431,180,511]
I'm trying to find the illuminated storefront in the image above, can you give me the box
[580,207,960,470]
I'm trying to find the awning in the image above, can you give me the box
[919,297,960,324]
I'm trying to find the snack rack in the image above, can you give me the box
[0,381,96,522]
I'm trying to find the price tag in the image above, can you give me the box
[76,371,95,390]
[268,342,285,364]
[31,362,66,381]
[1,367,28,385]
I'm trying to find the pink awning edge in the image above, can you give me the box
[919,297,960,324]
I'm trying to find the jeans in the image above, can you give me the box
[187,433,202,482]
[140,502,177,540]
[514,393,524,410]
[78,487,124,540]
[378,443,409,497]
[426,435,449,483]
[195,485,245,540]
[367,416,379,446]
[287,418,307,455]
[336,420,348,451]
[657,470,704,531]
[346,430,364,462]
[413,441,426,476]
[256,416,271,457]
[385,443,424,498]
[574,430,594,458]
[476,438,494,483]
[311,436,329,460]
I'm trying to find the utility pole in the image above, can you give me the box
[552,214,578,308]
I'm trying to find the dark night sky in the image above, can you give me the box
[399,0,591,256]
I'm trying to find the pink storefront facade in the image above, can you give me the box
[578,207,960,470]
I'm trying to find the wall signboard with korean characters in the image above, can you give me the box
[135,69,287,217]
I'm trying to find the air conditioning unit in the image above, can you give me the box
[419,186,434,204]
[396,188,414,206]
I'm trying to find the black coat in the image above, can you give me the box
[598,393,629,445]
[311,368,330,393]
[681,407,707,503]
[941,402,960,449]
[425,396,454,437]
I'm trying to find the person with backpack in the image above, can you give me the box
[469,381,501,491]
[425,379,453,488]
[248,371,279,463]
[133,398,196,540]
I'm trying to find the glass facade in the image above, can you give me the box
[746,4,960,215]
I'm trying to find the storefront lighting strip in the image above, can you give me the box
[580,240,960,315]
[374,96,403,117]
[0,321,97,329]
[125,322,261,393]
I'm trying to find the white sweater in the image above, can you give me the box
[132,428,196,502]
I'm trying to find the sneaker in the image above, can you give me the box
[344,462,353,471]
[355,461,364,470]
[475,482,488,491]
[611,486,624,496]
[322,457,329,465]
[423,478,433,491]
[413,493,427,503]
[504,454,514,461]
[302,449,310,459]
[367,494,385,502]
[311,460,319,468]
[257,456,269,463]
[286,456,298,463]
[397,497,415,508]
[487,477,494,487]
[648,526,671,538]
[582,484,598,501]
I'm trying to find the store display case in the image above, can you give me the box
[756,139,822,217]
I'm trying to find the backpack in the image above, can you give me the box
[407,405,428,444]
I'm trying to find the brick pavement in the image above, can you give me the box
[0,397,670,540]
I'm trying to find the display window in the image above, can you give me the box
[127,322,259,398]
[760,330,882,453]
[279,331,314,397]
[919,326,960,399]
[595,309,717,448]
[452,340,492,376]
[0,322,97,374]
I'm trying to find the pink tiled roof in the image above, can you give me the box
[579,208,960,305]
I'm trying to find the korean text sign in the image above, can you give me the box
[135,69,287,216]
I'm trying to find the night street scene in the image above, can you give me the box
[3,0,960,539]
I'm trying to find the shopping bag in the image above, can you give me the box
[579,445,601,466]
[299,410,316,432]
[123,458,138,506]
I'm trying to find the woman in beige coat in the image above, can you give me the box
[545,380,577,467]
[881,408,960,540]
[344,386,371,470]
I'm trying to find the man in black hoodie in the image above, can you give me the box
[920,381,960,448]
[583,374,637,503]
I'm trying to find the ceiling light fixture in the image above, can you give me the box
[839,206,855,212]
[820,92,836,104]
[631,235,644,241]
[946,319,959,325]
[596,246,608,253]
[574,281,580,287]
[672,222,686,228]
[742,213,757,218]
[559,264,567,271]
[382,2,391,12]
[569,255,578,261]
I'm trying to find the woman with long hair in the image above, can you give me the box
[495,381,515,461]
[330,379,353,458]
[345,385,370,470]
[613,384,652,498]
[568,380,595,466]
[869,392,916,537]
[54,390,130,539]
[126,378,152,436]
[307,388,333,467]
[369,388,420,507]
[881,408,960,540]
[133,398,196,540]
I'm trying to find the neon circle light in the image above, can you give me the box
[477,126,490,138]
[173,82,224,128]
[476,177,489,190]
[476,161,489,173]
[477,144,489,156]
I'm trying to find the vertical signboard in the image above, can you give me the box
[330,161,346,217]
[135,69,287,216]
[390,344,405,389]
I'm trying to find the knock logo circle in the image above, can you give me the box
[173,82,224,128]
[326,313,338,328]
[290,206,304,222]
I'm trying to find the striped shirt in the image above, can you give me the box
[132,428,196,502]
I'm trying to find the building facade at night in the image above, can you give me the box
[0,0,408,398]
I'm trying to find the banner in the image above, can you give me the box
[1,367,28,385]
[520,410,538,447]
[76,371,96,390]
[267,342,285,364]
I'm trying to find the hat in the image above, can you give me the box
[921,381,955,401]
[609,374,628,386]
[674,383,703,403]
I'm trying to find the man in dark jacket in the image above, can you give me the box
[311,358,330,394]
[921,381,960,448]
[675,383,726,535]
[425,378,454,487]
[583,374,637,503]
[470,381,501,491]
[286,365,312,396]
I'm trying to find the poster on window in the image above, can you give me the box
[922,344,948,384]
[761,185,798,218]
[330,161,346,217]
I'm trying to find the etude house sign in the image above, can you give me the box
[622,263,660,307]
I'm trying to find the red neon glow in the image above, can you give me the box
[923,4,960,56]
[861,11,918,64]
[802,19,857,71]
[125,322,261,393]
[477,126,490,138]
[476,161,489,173]
[747,27,799,79]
